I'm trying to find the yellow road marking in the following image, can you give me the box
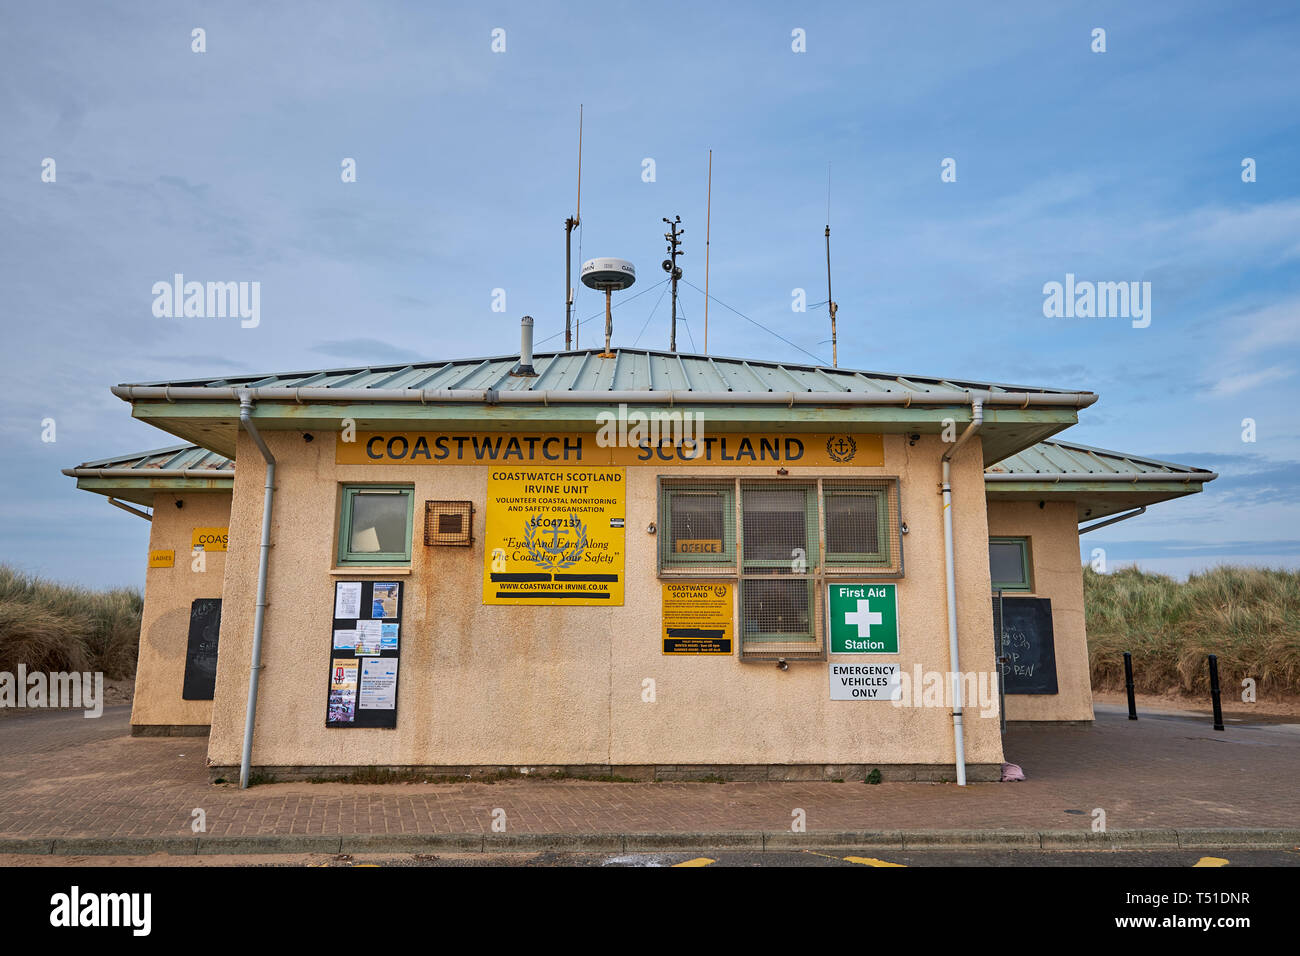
[1192,857,1229,867]
[673,857,716,867]
[802,850,906,867]
[844,856,906,867]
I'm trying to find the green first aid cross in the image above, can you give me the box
[827,583,899,654]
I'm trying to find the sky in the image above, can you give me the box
[2,1,1298,588]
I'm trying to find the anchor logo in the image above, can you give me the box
[826,435,858,463]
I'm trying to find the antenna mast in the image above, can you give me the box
[662,216,684,352]
[565,105,583,351]
[704,149,712,354]
[825,164,837,367]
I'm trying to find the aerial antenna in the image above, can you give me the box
[825,163,838,367]
[704,149,712,354]
[662,216,684,352]
[565,105,583,351]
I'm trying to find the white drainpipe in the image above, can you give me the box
[940,397,984,786]
[238,393,276,789]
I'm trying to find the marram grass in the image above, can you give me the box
[1086,565,1300,697]
[0,564,142,679]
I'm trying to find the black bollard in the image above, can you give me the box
[1208,654,1225,731]
[1123,652,1137,720]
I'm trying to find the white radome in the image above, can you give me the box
[580,257,636,291]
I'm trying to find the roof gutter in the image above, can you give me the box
[107,498,152,521]
[1079,506,1147,534]
[112,384,1097,408]
[62,466,233,479]
[939,396,985,788]
[985,472,1216,483]
[238,393,276,790]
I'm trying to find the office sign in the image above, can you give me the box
[483,468,625,605]
[662,583,733,654]
[827,583,899,654]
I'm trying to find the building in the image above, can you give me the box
[66,342,1216,785]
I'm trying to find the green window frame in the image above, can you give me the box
[658,481,737,572]
[337,484,415,566]
[989,536,1032,591]
[823,487,890,566]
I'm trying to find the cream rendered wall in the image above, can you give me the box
[206,430,1003,770]
[130,492,230,728]
[986,499,1094,722]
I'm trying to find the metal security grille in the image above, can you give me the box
[821,477,903,577]
[656,475,903,662]
[424,500,474,546]
[739,480,823,661]
[658,478,737,574]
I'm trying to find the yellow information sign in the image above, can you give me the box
[191,527,228,552]
[662,583,734,654]
[483,468,625,605]
[338,432,882,468]
[148,549,175,568]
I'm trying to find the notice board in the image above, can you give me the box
[181,598,222,700]
[992,596,1059,694]
[482,467,625,605]
[326,580,402,728]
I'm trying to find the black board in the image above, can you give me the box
[181,598,222,700]
[992,596,1058,695]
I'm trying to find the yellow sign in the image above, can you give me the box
[191,527,228,552]
[483,468,625,605]
[338,432,882,467]
[148,549,175,568]
[675,539,723,554]
[662,583,733,654]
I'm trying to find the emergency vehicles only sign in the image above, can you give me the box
[828,583,901,701]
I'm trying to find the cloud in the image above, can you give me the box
[310,339,426,364]
[1209,364,1294,397]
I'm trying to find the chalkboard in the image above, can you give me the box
[992,596,1058,695]
[181,598,222,700]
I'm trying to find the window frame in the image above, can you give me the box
[658,481,738,573]
[822,486,891,567]
[989,536,1032,592]
[336,484,416,567]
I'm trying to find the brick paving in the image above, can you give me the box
[0,705,1297,838]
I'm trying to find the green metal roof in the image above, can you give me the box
[985,439,1217,521]
[125,347,1097,397]
[63,443,234,506]
[112,348,1097,464]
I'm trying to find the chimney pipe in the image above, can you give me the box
[514,315,537,376]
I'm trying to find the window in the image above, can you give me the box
[658,481,736,571]
[989,537,1031,591]
[337,485,415,565]
[658,476,903,661]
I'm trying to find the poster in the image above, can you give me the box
[332,629,357,651]
[334,581,362,618]
[380,622,399,651]
[661,583,733,654]
[354,619,383,655]
[358,658,398,710]
[328,659,359,722]
[482,467,625,606]
[371,582,399,619]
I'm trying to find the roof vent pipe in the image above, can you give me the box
[514,315,537,376]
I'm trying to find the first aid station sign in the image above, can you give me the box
[827,583,899,654]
